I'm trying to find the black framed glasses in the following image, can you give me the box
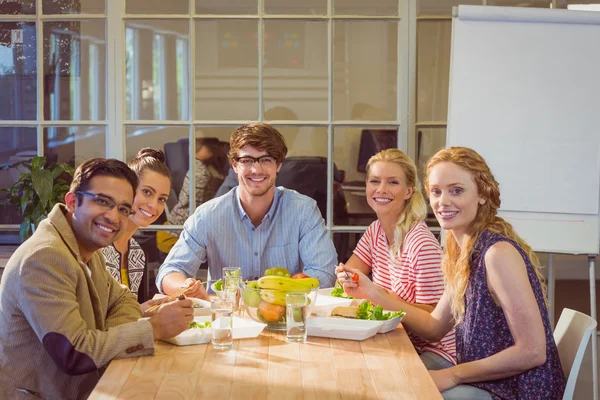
[76,191,135,218]
[234,155,276,168]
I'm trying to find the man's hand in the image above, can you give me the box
[141,297,169,317]
[182,278,209,300]
[429,368,459,393]
[148,298,194,341]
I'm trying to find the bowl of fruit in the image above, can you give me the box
[242,267,320,331]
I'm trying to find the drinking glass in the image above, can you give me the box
[211,297,233,350]
[286,292,308,343]
[222,267,242,313]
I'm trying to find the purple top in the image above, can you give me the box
[455,230,566,400]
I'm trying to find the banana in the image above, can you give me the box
[260,290,287,307]
[257,276,319,291]
[259,289,313,307]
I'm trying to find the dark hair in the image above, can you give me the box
[128,147,172,181]
[228,122,288,165]
[195,137,220,153]
[70,158,139,202]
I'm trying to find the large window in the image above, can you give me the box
[2,0,598,253]
[0,0,106,235]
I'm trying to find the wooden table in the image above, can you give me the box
[89,324,442,400]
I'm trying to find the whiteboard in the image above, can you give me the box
[447,5,600,255]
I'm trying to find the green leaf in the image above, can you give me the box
[19,219,31,241]
[52,165,64,179]
[31,169,53,208]
[20,196,30,214]
[31,156,46,171]
[60,163,74,175]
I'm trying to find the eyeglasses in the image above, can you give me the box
[76,191,135,218]
[234,155,276,168]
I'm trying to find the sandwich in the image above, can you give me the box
[330,306,358,319]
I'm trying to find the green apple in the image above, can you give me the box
[292,306,306,323]
[243,281,262,308]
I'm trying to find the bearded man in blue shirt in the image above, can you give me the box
[157,122,337,297]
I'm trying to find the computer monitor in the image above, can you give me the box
[356,129,398,173]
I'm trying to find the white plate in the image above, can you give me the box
[190,298,212,316]
[312,288,354,316]
[378,314,404,333]
[306,317,383,341]
[162,316,267,346]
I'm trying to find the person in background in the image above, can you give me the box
[0,158,192,400]
[335,148,455,367]
[157,122,338,298]
[338,147,565,399]
[103,148,171,303]
[167,137,225,227]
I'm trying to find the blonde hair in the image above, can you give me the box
[424,147,547,324]
[366,149,427,258]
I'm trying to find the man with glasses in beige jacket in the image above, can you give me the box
[0,158,193,400]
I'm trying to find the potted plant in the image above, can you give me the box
[0,156,74,241]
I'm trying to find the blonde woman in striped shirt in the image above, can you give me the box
[336,149,456,367]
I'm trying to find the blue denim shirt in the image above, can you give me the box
[156,186,337,291]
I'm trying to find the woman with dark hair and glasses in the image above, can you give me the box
[102,148,171,305]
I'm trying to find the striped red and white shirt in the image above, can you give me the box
[354,220,456,364]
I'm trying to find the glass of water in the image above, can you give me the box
[222,267,242,313]
[211,297,233,350]
[286,292,308,343]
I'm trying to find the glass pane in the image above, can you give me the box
[334,0,399,16]
[334,21,397,121]
[334,127,398,226]
[487,0,550,6]
[195,20,258,120]
[163,127,232,223]
[0,127,37,225]
[126,125,188,161]
[416,20,451,123]
[333,232,367,265]
[43,21,106,121]
[417,0,480,16]
[558,2,600,9]
[263,21,327,121]
[0,22,37,120]
[265,0,327,15]
[416,126,446,175]
[125,20,190,121]
[284,126,332,224]
[195,0,257,15]
[43,0,105,14]
[126,0,189,14]
[0,0,35,14]
[44,125,105,165]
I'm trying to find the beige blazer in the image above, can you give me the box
[0,204,155,400]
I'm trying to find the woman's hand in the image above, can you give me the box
[335,263,378,301]
[429,368,459,393]
[141,297,169,317]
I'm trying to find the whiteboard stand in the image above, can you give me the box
[548,253,554,327]
[590,255,598,400]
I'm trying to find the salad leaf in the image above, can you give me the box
[330,283,354,299]
[214,280,223,291]
[356,301,371,320]
[189,321,212,329]
[356,301,405,321]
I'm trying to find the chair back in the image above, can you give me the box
[553,308,597,399]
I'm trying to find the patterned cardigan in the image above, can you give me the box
[103,238,146,300]
[0,204,155,400]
